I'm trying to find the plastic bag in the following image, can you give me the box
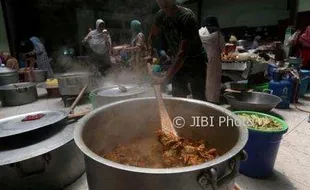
[286,30,301,47]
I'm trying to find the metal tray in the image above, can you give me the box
[0,110,67,138]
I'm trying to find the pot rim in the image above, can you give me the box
[224,91,282,106]
[74,97,249,174]
[90,85,146,98]
[0,82,37,90]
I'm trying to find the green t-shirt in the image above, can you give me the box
[154,6,205,59]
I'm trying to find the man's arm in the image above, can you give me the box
[164,40,188,80]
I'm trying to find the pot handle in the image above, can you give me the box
[197,150,247,190]
[13,153,51,179]
[15,88,28,93]
[262,89,273,94]
[66,77,77,85]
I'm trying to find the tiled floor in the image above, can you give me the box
[1,88,310,190]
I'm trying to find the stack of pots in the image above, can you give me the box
[0,66,38,106]
[0,111,85,189]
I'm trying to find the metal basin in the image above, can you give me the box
[74,98,248,190]
[224,91,281,112]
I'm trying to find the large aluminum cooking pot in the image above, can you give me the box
[75,98,248,190]
[0,82,38,106]
[89,84,147,109]
[0,66,19,86]
[58,72,93,96]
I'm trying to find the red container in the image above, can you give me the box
[225,44,236,54]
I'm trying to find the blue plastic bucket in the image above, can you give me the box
[234,111,288,178]
[300,70,310,93]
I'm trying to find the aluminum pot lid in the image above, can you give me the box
[60,72,91,78]
[0,82,36,90]
[0,110,67,138]
[96,84,146,97]
[0,67,17,75]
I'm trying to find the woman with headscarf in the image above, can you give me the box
[199,17,225,104]
[28,37,54,78]
[83,19,112,76]
[123,20,146,79]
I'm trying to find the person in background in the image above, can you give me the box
[83,19,112,76]
[0,52,19,69]
[229,35,238,45]
[125,20,146,79]
[199,17,225,104]
[148,0,206,101]
[251,36,262,49]
[27,37,54,78]
[299,26,310,70]
[5,55,19,70]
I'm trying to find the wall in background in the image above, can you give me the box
[202,0,289,28]
[298,0,310,12]
[0,3,9,52]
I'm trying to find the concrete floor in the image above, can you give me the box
[1,88,310,190]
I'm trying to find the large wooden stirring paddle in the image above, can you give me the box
[153,85,178,136]
[147,62,178,136]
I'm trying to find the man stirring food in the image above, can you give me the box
[148,0,207,101]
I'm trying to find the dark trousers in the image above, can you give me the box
[91,52,112,76]
[171,55,206,101]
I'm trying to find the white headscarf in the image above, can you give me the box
[87,19,109,54]
[96,19,104,31]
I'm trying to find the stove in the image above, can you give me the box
[61,94,89,107]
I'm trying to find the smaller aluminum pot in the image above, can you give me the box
[0,67,19,86]
[0,82,38,106]
[58,72,93,96]
[89,84,147,109]
[22,69,47,83]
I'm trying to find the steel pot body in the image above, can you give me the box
[29,70,47,83]
[58,72,93,96]
[75,98,248,190]
[0,67,19,86]
[90,85,147,109]
[0,82,38,106]
[0,140,85,190]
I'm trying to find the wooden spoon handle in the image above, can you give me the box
[153,85,177,136]
[69,84,88,114]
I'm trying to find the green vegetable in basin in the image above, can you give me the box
[238,113,282,131]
